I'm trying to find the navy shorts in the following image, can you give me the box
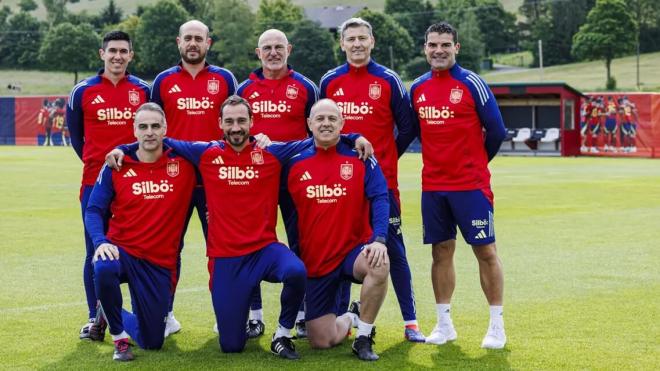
[305,245,364,321]
[604,118,617,133]
[422,189,495,246]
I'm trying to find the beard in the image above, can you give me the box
[225,130,248,147]
[180,47,206,65]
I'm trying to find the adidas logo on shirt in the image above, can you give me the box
[249,91,260,99]
[123,169,137,178]
[333,88,345,97]
[211,156,224,165]
[416,94,426,103]
[474,230,488,240]
[299,171,312,181]
[168,84,182,94]
[92,95,105,104]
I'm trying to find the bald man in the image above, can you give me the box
[237,28,318,338]
[265,98,390,361]
[150,19,238,336]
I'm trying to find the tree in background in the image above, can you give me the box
[134,0,189,76]
[519,0,594,67]
[353,8,414,71]
[626,0,660,53]
[42,0,79,26]
[18,0,38,12]
[455,10,484,72]
[211,0,257,81]
[255,0,303,35]
[38,22,99,84]
[97,0,123,27]
[0,12,44,68]
[572,0,637,89]
[288,19,336,83]
[384,0,435,49]
[177,0,214,26]
[473,0,517,55]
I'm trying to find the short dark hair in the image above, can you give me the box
[425,22,458,44]
[102,30,132,51]
[220,95,252,120]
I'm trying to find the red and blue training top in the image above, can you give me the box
[85,148,196,271]
[151,63,237,141]
[319,60,417,193]
[67,71,150,185]
[237,66,318,142]
[268,137,389,277]
[410,64,505,192]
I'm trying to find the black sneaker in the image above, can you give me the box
[246,319,265,338]
[89,305,107,341]
[113,338,134,362]
[271,335,300,360]
[80,304,107,341]
[295,320,307,339]
[352,333,378,361]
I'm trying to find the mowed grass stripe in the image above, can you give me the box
[0,147,658,369]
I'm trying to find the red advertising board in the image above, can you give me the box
[14,96,69,146]
[580,93,659,158]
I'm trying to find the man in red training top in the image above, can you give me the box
[84,103,196,361]
[236,28,318,339]
[410,22,507,349]
[67,30,150,340]
[319,17,422,342]
[150,20,238,335]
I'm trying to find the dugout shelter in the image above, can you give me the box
[490,82,582,156]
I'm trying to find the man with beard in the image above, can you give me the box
[150,20,237,335]
[237,28,318,338]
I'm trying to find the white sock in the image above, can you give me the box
[437,303,452,324]
[250,309,263,321]
[274,324,292,339]
[356,319,374,337]
[345,312,358,328]
[168,311,174,319]
[295,311,305,322]
[489,305,504,328]
[111,331,129,341]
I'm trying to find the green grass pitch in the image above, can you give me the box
[1,147,659,369]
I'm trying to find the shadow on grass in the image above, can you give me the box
[429,342,512,370]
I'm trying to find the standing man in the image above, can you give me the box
[269,99,391,361]
[67,30,150,340]
[319,17,423,342]
[85,103,196,361]
[236,28,318,338]
[150,20,237,335]
[410,22,507,349]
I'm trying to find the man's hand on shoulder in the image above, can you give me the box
[253,133,272,148]
[105,149,125,170]
[355,136,374,161]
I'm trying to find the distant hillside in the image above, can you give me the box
[2,0,524,21]
[483,52,660,92]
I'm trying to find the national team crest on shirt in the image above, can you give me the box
[167,161,179,177]
[450,88,463,104]
[286,85,299,99]
[251,150,264,165]
[369,83,381,100]
[207,79,220,95]
[340,163,353,180]
[128,90,140,106]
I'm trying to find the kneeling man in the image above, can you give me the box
[269,99,390,361]
[85,103,196,361]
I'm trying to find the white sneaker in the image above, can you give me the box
[164,313,181,337]
[213,322,219,334]
[580,146,587,152]
[425,322,457,345]
[481,324,506,349]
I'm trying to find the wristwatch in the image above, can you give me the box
[374,236,387,244]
